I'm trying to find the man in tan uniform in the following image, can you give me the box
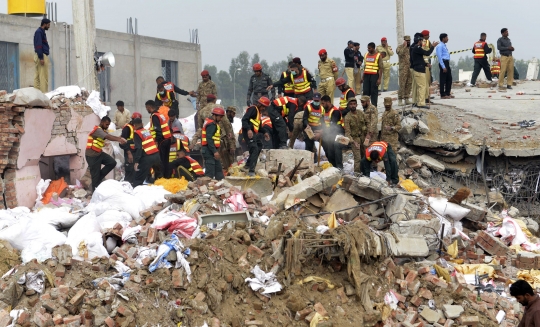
[344,98,366,173]
[317,49,339,99]
[380,97,401,150]
[361,95,378,147]
[376,37,394,92]
[396,35,413,106]
[421,30,433,103]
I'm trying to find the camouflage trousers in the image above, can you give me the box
[380,133,399,151]
[398,65,412,99]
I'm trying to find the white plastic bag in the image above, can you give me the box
[66,213,109,260]
[95,210,132,229]
[86,90,111,118]
[132,185,170,209]
[32,207,80,230]
[428,197,471,221]
[35,179,51,203]
[89,180,145,219]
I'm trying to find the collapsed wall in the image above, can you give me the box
[0,95,98,209]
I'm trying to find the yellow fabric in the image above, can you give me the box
[328,212,338,229]
[447,240,458,259]
[454,264,496,278]
[310,313,326,327]
[434,264,451,282]
[400,179,421,192]
[301,276,335,289]
[517,269,540,289]
[154,177,189,193]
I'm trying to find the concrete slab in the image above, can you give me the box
[43,135,78,156]
[323,189,358,213]
[443,305,464,319]
[384,233,429,257]
[420,307,441,324]
[14,165,41,208]
[225,176,273,197]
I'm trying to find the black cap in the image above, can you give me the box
[41,18,51,25]
[348,40,354,44]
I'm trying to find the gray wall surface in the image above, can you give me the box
[0,13,202,119]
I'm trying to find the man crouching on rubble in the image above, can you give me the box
[511,279,540,326]
[360,140,399,186]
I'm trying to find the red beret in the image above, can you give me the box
[206,94,216,100]
[318,49,327,56]
[292,57,301,64]
[201,70,209,76]
[421,30,430,36]
[381,37,387,41]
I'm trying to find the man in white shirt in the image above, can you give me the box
[113,100,131,129]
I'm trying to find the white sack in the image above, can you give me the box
[13,87,51,107]
[88,180,145,219]
[32,207,80,230]
[428,197,471,221]
[133,185,170,209]
[66,213,108,260]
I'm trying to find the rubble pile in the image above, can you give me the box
[1,145,539,326]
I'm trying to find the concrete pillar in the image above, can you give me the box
[526,57,539,80]
[72,0,98,91]
[134,34,142,112]
[395,0,405,43]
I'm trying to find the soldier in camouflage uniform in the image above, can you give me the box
[344,98,366,173]
[380,97,401,150]
[196,70,218,130]
[360,95,378,147]
[247,63,275,106]
[396,35,412,106]
[217,110,236,171]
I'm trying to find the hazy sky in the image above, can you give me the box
[2,0,538,73]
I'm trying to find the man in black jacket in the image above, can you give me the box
[411,35,438,108]
[344,40,356,89]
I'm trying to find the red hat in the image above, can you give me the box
[207,94,216,100]
[211,107,225,116]
[252,63,262,71]
[258,97,270,107]
[381,37,387,41]
[292,57,301,64]
[421,30,430,36]
[131,112,142,119]
[335,77,346,87]
[201,70,209,76]
[318,49,327,56]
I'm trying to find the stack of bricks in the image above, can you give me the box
[474,230,510,256]
[515,252,540,270]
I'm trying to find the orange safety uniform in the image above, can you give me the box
[134,129,159,155]
[86,126,105,153]
[364,53,381,74]
[202,118,221,148]
[365,141,388,161]
[150,112,172,140]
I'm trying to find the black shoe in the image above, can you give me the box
[417,105,429,109]
[507,86,513,89]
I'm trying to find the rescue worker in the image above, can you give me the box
[170,148,204,182]
[344,40,356,88]
[361,43,383,107]
[317,49,339,99]
[277,62,295,97]
[145,100,172,178]
[241,97,269,176]
[86,116,127,190]
[421,30,433,103]
[263,98,289,149]
[379,97,401,150]
[195,70,218,130]
[155,75,194,100]
[132,118,161,187]
[119,112,142,183]
[343,98,366,173]
[155,80,193,112]
[247,63,274,106]
[470,33,493,86]
[360,141,399,186]
[302,93,325,157]
[269,63,317,100]
[260,115,273,149]
[360,95,378,147]
[376,37,394,92]
[321,95,345,169]
[335,77,356,116]
[202,107,226,180]
[491,57,501,79]
[396,35,413,106]
[288,96,307,148]
[273,96,296,128]
[168,127,190,177]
